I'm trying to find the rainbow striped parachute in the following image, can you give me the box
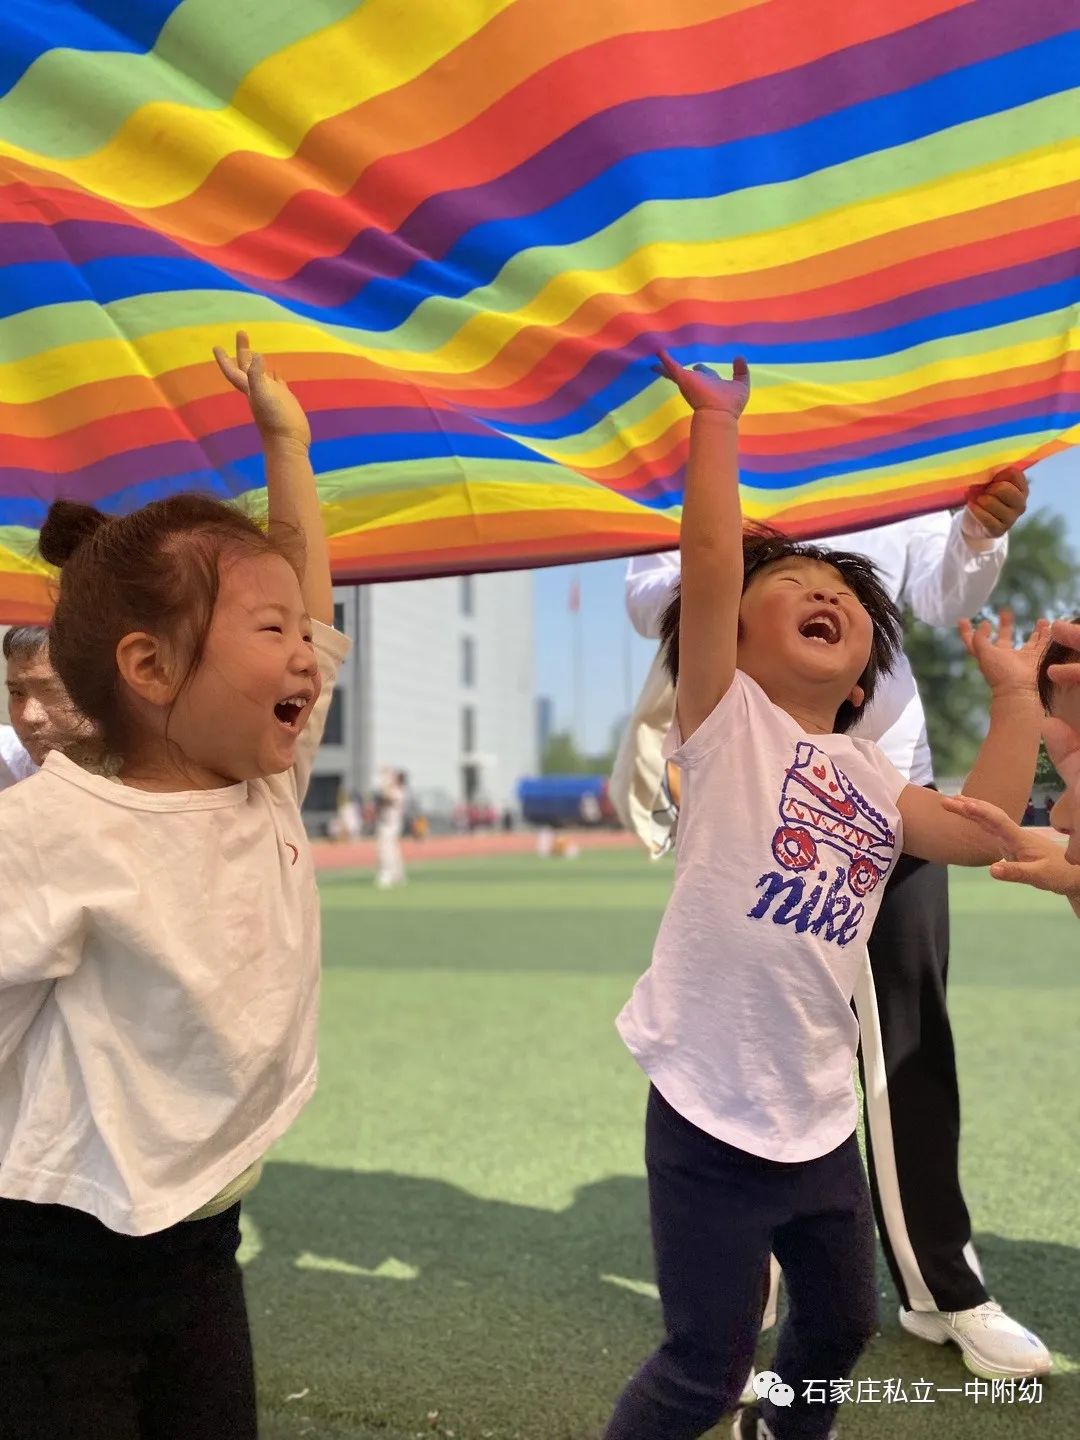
[1,0,1077,621]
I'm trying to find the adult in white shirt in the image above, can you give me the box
[613,467,1053,1380]
[0,626,93,788]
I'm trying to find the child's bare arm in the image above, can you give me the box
[898,614,1048,865]
[656,351,750,740]
[214,331,334,626]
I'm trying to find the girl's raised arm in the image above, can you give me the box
[655,351,750,740]
[214,331,333,626]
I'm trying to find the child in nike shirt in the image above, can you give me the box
[604,353,1048,1440]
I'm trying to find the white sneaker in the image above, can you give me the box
[900,1301,1051,1379]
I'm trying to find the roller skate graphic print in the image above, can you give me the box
[748,742,897,947]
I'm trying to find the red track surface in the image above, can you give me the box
[312,828,640,871]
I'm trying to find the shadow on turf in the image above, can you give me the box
[244,1163,1078,1439]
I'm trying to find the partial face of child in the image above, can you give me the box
[161,551,321,784]
[6,644,93,766]
[735,556,874,721]
[1046,682,1080,857]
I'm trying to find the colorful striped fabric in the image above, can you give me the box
[0,0,1077,622]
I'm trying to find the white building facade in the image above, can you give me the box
[3,569,538,831]
[307,570,537,830]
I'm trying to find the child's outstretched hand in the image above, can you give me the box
[942,795,1080,907]
[655,350,750,419]
[959,611,1049,696]
[213,331,311,448]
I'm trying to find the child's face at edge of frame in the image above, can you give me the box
[135,551,321,784]
[6,646,94,766]
[735,556,875,720]
[1047,680,1080,846]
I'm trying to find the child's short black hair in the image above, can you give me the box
[2,625,49,663]
[1036,617,1080,711]
[658,526,904,734]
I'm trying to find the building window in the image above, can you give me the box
[461,635,475,688]
[323,688,344,746]
[461,704,476,755]
[333,601,346,632]
[303,773,342,815]
[460,575,474,617]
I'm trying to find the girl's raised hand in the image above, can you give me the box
[958,611,1049,698]
[213,331,311,448]
[655,350,750,419]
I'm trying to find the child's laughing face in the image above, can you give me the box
[735,556,874,725]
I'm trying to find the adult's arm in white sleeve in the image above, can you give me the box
[903,509,1007,628]
[625,550,682,639]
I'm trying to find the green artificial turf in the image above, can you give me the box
[246,853,1079,1439]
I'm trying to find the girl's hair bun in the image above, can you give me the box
[39,500,110,567]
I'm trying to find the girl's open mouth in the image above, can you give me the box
[798,612,841,645]
[274,696,309,730]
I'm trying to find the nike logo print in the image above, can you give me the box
[285,842,299,866]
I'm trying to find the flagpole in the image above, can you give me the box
[571,569,584,752]
[623,613,633,720]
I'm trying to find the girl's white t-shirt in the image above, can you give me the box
[0,622,349,1235]
[616,671,908,1163]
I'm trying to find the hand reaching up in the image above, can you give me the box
[213,330,311,448]
[655,350,750,419]
[959,611,1049,699]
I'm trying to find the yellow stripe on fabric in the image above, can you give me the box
[0,0,517,202]
[0,307,1072,459]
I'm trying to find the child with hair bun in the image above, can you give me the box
[0,334,348,1438]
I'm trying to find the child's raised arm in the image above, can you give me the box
[656,350,750,740]
[898,613,1048,866]
[214,331,334,626]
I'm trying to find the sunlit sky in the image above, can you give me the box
[532,449,1079,753]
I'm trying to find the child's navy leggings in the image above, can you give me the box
[0,1197,256,1440]
[605,1086,878,1440]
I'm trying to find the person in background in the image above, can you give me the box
[375,767,408,888]
[612,457,1052,1383]
[1,625,96,789]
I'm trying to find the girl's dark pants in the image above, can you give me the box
[0,1197,256,1440]
[604,1087,877,1440]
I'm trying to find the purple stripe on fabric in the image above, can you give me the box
[1,0,1056,307]
[0,219,183,267]
[0,407,499,500]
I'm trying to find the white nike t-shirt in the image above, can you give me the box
[0,622,349,1235]
[616,671,908,1162]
